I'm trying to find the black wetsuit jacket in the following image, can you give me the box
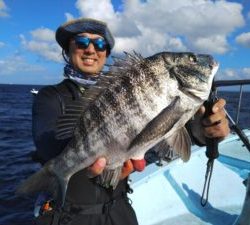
[32,79,138,225]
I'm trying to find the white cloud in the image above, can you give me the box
[235,32,250,48]
[216,67,250,80]
[189,35,229,54]
[75,0,141,37]
[0,41,5,48]
[224,69,239,78]
[65,12,75,21]
[0,0,8,17]
[242,68,250,76]
[234,68,250,79]
[114,27,187,55]
[76,0,115,22]
[0,54,45,75]
[75,0,245,56]
[20,28,63,63]
[30,28,55,42]
[19,0,246,63]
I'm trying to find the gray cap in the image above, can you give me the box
[55,18,115,53]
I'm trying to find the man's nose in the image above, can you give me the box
[84,42,96,53]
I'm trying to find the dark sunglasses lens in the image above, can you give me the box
[74,36,107,51]
[75,36,90,48]
[94,38,107,51]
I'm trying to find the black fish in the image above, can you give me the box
[17,51,218,207]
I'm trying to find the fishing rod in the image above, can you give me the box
[225,112,250,152]
[214,79,250,153]
[201,82,219,206]
[201,79,250,206]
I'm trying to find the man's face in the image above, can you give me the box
[68,32,107,75]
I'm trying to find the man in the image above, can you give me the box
[32,18,230,225]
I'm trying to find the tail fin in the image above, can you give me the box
[16,167,69,207]
[16,167,57,197]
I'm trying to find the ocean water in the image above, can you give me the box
[0,84,42,225]
[0,84,249,225]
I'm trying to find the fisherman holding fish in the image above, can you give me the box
[25,18,229,225]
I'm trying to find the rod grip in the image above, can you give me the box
[203,99,219,159]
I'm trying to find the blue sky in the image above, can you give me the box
[0,0,249,85]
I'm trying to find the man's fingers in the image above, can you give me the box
[120,159,146,180]
[120,160,134,180]
[87,158,146,180]
[201,98,227,127]
[87,157,106,178]
[131,159,146,172]
[196,105,205,117]
[204,118,230,138]
[197,98,226,118]
[202,109,227,127]
[212,98,226,113]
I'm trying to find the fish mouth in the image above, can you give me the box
[211,64,219,79]
[183,64,219,102]
[173,62,219,102]
[172,73,203,102]
[180,87,204,102]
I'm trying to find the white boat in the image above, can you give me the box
[129,80,250,225]
[30,88,39,95]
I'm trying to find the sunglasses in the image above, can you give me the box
[74,36,107,51]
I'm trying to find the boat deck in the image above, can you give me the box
[129,130,250,225]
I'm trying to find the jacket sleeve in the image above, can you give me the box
[32,86,70,164]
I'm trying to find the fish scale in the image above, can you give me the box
[17,51,218,207]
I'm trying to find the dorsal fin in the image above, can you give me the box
[55,100,86,140]
[56,52,146,140]
[111,51,144,73]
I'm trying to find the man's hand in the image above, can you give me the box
[87,157,107,177]
[190,98,230,144]
[87,157,146,179]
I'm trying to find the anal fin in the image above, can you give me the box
[94,166,123,189]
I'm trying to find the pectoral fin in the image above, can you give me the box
[150,126,191,163]
[128,96,182,152]
[164,127,191,162]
